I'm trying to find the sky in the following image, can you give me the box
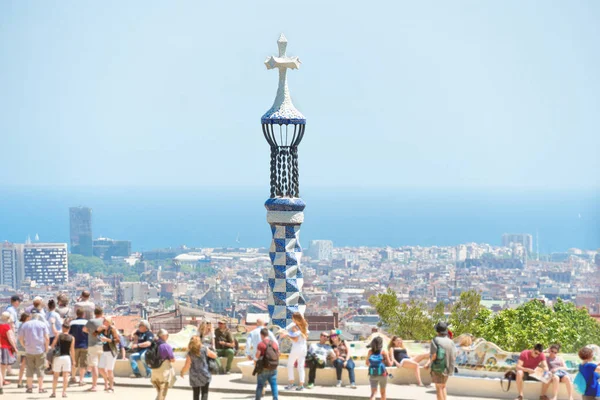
[0,1,598,189]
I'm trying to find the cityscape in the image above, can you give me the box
[1,2,599,400]
[2,205,599,338]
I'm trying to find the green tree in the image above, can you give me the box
[477,299,600,353]
[448,290,484,336]
[369,288,439,340]
[68,254,106,275]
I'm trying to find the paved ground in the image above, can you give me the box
[1,374,501,400]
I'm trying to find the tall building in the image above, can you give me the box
[23,243,68,286]
[307,240,334,261]
[0,242,20,288]
[70,207,93,256]
[502,233,533,254]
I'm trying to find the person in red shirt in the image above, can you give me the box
[514,343,550,400]
[255,328,279,400]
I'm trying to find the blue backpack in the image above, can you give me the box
[368,352,387,376]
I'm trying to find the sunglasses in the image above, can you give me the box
[320,334,329,338]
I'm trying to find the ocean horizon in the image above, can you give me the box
[0,186,598,254]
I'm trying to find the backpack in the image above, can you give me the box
[145,340,164,369]
[262,340,279,370]
[430,337,447,374]
[368,352,387,376]
[574,372,586,395]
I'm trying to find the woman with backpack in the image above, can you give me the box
[180,336,217,400]
[150,329,176,400]
[366,336,391,400]
[279,312,309,391]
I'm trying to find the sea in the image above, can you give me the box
[0,186,598,254]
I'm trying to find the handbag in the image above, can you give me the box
[501,370,516,392]
[206,348,219,374]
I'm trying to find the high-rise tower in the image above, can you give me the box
[69,206,93,256]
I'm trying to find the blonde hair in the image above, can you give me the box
[292,312,308,339]
[188,336,202,356]
[388,336,405,350]
[457,334,473,348]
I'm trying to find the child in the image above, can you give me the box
[578,346,600,400]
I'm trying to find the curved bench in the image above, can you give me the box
[238,361,427,386]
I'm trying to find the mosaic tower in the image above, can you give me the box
[261,34,307,328]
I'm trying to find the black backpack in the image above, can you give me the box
[262,340,279,370]
[145,340,164,369]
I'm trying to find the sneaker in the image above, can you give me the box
[306,383,314,389]
[284,384,296,390]
[350,383,357,389]
[134,373,142,378]
[336,381,342,388]
[296,386,304,391]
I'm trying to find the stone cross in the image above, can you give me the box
[262,34,304,123]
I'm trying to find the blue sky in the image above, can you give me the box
[0,1,598,189]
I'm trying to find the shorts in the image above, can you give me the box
[75,348,89,368]
[87,346,104,367]
[0,348,16,365]
[99,351,116,370]
[431,371,449,384]
[369,375,388,390]
[53,355,72,373]
[25,353,46,378]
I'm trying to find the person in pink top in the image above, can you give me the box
[514,343,550,400]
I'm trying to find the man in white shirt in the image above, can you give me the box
[245,318,277,361]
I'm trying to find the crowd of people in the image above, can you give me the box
[1,292,599,400]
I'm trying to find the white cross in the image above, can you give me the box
[262,34,304,123]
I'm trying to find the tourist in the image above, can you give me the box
[280,312,309,391]
[118,329,128,360]
[514,343,550,400]
[0,312,17,392]
[18,312,49,394]
[5,295,21,333]
[254,328,280,400]
[26,297,47,321]
[214,320,235,374]
[181,336,217,400]
[46,299,63,372]
[388,335,425,386]
[246,318,277,361]
[56,293,71,320]
[366,336,391,400]
[430,322,457,400]
[577,346,600,400]
[68,308,88,385]
[150,329,176,400]
[306,331,335,389]
[83,307,104,391]
[129,320,154,378]
[330,330,357,388]
[73,291,95,320]
[544,344,573,400]
[16,313,31,388]
[50,321,74,399]
[98,316,120,393]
